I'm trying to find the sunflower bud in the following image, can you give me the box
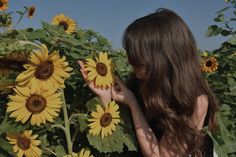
[0,12,12,27]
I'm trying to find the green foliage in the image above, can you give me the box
[205,0,236,156]
[87,125,135,153]
[0,8,135,156]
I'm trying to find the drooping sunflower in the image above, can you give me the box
[63,148,93,157]
[6,130,42,157]
[88,101,120,139]
[7,85,62,126]
[84,52,114,88]
[27,6,36,18]
[16,44,72,89]
[201,56,219,73]
[51,13,76,34]
[0,0,8,11]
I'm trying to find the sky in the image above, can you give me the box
[8,0,230,51]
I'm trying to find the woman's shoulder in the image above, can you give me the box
[192,95,209,129]
[196,94,208,108]
[196,95,209,116]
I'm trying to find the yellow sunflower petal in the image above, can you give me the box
[96,105,104,114]
[31,139,41,146]
[54,68,70,78]
[41,44,49,61]
[14,86,31,97]
[91,111,102,119]
[18,150,24,157]
[85,58,97,67]
[9,95,26,102]
[10,107,27,118]
[16,70,35,82]
[30,53,41,65]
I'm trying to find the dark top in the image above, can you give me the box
[127,74,213,157]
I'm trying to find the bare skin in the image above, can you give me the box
[78,61,209,157]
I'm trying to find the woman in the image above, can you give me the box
[79,8,218,157]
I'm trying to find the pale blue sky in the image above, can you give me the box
[9,0,229,50]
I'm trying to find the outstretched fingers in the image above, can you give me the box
[78,60,92,85]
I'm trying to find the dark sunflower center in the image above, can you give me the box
[35,61,54,80]
[59,21,69,30]
[26,95,46,113]
[29,7,35,16]
[206,60,213,67]
[0,1,4,7]
[17,136,31,150]
[96,63,107,76]
[100,113,112,127]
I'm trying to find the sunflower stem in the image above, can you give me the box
[52,124,66,132]
[61,88,73,155]
[68,113,87,123]
[14,7,28,29]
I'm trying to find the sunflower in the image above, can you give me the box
[16,44,72,89]
[64,149,93,157]
[201,56,219,73]
[0,0,8,11]
[27,6,36,18]
[7,85,62,126]
[6,130,42,157]
[84,52,114,88]
[88,101,120,139]
[51,13,76,34]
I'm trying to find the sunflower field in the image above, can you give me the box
[0,0,235,157]
[202,0,236,156]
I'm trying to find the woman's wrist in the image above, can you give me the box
[126,93,139,109]
[98,95,111,106]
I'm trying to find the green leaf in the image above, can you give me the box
[86,97,101,112]
[55,146,67,157]
[39,134,49,147]
[41,21,64,34]
[228,35,236,45]
[0,136,15,157]
[16,28,47,41]
[209,113,236,156]
[220,29,230,36]
[205,25,222,37]
[214,14,225,23]
[229,18,236,21]
[215,6,230,14]
[87,125,137,153]
[0,115,29,136]
[70,114,88,132]
[78,115,88,132]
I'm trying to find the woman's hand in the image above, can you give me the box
[78,60,111,105]
[111,77,137,107]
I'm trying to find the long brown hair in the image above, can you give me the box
[123,8,218,155]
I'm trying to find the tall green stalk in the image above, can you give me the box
[61,88,73,155]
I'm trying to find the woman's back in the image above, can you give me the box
[127,74,214,157]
